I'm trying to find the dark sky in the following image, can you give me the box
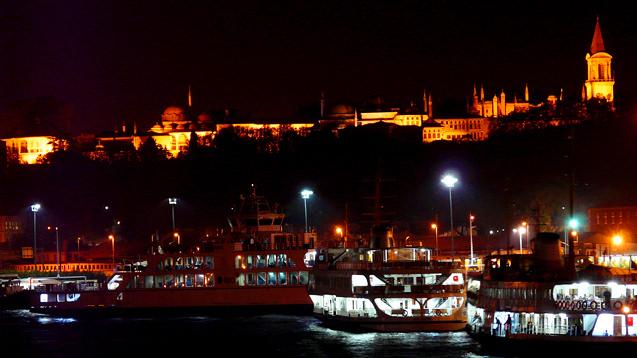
[1,0,635,133]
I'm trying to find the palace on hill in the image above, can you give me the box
[1,18,614,164]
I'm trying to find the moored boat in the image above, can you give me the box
[309,245,467,332]
[29,189,317,317]
[468,232,637,354]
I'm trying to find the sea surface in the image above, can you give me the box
[0,310,494,357]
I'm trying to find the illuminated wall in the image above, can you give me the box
[422,118,491,142]
[1,136,62,164]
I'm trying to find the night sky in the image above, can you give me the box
[1,1,635,133]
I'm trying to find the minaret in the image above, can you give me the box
[320,91,325,118]
[560,88,564,102]
[188,85,193,109]
[524,83,529,102]
[492,95,498,118]
[428,94,433,118]
[354,108,358,127]
[423,89,428,114]
[500,90,506,116]
[581,84,587,102]
[584,16,614,105]
[480,84,485,117]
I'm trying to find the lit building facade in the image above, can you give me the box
[584,17,614,105]
[1,136,65,164]
[470,84,531,118]
[422,118,491,142]
[0,215,22,245]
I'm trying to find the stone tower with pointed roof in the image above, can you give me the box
[584,17,614,106]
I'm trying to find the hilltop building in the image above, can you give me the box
[470,84,532,118]
[583,17,614,108]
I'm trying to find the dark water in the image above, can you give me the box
[0,310,491,357]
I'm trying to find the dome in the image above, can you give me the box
[329,104,354,115]
[162,106,187,123]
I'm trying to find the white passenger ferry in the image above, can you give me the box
[468,232,637,353]
[309,246,467,332]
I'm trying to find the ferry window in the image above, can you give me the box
[268,272,277,285]
[154,275,163,288]
[236,274,246,286]
[268,255,277,268]
[194,257,203,269]
[205,273,214,287]
[278,272,287,285]
[256,255,266,268]
[416,276,423,285]
[185,275,194,287]
[288,258,296,268]
[235,255,245,269]
[299,271,309,285]
[259,219,271,226]
[175,257,184,270]
[257,272,266,286]
[404,277,414,285]
[185,257,194,269]
[164,275,175,288]
[205,256,214,269]
[164,258,174,270]
[134,275,144,288]
[195,274,205,287]
[247,256,254,269]
[246,273,255,286]
[175,275,185,287]
[290,272,299,285]
[277,254,287,267]
[156,261,163,270]
[273,218,282,225]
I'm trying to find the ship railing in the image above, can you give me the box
[488,323,571,337]
[333,261,463,271]
[365,284,464,295]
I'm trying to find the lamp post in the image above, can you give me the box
[441,174,458,258]
[611,234,623,266]
[168,198,177,233]
[109,234,115,266]
[431,223,438,257]
[300,189,314,233]
[31,204,40,265]
[49,226,60,277]
[513,226,526,253]
[522,221,529,251]
[469,214,475,265]
[77,237,81,261]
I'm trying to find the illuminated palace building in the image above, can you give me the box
[0,18,614,163]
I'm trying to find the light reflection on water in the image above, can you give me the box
[0,310,489,357]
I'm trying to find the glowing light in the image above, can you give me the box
[31,204,41,212]
[431,223,437,229]
[300,189,314,199]
[612,235,623,246]
[441,174,458,188]
[169,198,178,205]
[623,306,631,314]
[568,219,579,229]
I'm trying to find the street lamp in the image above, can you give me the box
[169,198,178,233]
[300,189,314,233]
[31,203,41,265]
[441,174,458,258]
[108,234,115,266]
[173,232,181,245]
[513,226,526,253]
[469,214,475,265]
[431,223,438,256]
[49,226,60,277]
[521,221,528,248]
[610,234,623,265]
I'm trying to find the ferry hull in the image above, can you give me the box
[30,286,312,317]
[470,330,637,355]
[316,313,466,332]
